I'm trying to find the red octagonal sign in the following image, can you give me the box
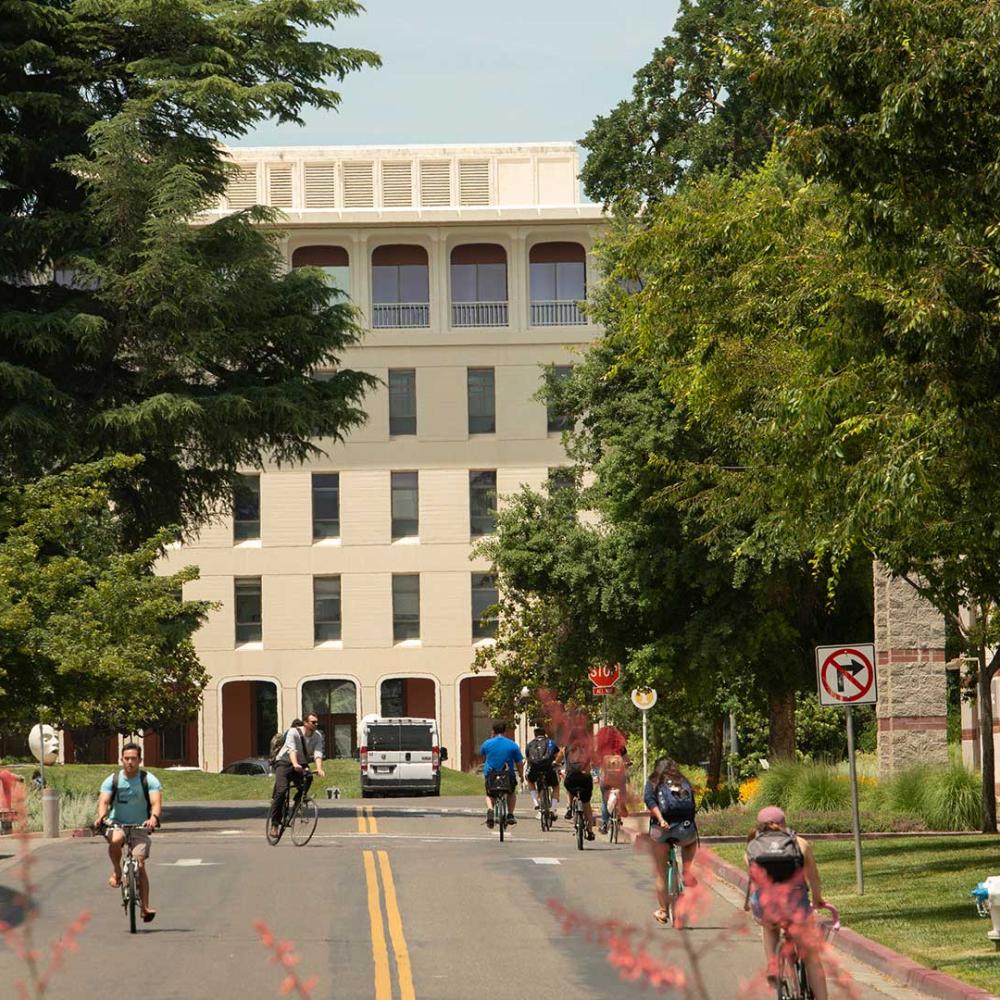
[589,663,621,688]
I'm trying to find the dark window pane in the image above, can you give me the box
[392,575,420,640]
[159,724,185,761]
[313,576,342,642]
[469,470,497,536]
[547,366,573,433]
[399,726,433,751]
[451,264,477,303]
[472,573,498,639]
[233,475,260,541]
[391,471,419,538]
[478,263,507,301]
[235,577,262,643]
[398,265,429,303]
[530,262,556,301]
[312,473,340,539]
[367,723,401,750]
[372,265,398,304]
[555,261,586,300]
[467,368,495,434]
[389,369,416,436]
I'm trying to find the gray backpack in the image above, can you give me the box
[746,828,804,884]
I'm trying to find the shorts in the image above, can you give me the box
[649,818,698,846]
[526,763,558,788]
[749,880,811,925]
[105,826,151,859]
[564,770,594,804]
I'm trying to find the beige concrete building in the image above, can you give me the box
[154,142,605,773]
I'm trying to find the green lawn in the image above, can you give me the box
[7,761,484,803]
[714,837,1000,994]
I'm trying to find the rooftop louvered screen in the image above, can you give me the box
[343,161,375,208]
[381,161,413,207]
[226,165,257,209]
[419,161,451,206]
[459,160,490,206]
[304,164,337,208]
[268,164,293,208]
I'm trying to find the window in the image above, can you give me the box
[291,246,350,298]
[235,577,262,644]
[389,369,417,435]
[159,724,185,762]
[469,470,497,536]
[313,576,342,642]
[472,573,498,639]
[546,366,573,433]
[233,475,260,541]
[530,243,587,325]
[379,681,405,718]
[391,471,419,539]
[372,245,429,328]
[392,574,420,641]
[467,368,495,434]
[548,467,575,494]
[451,244,508,326]
[312,473,340,540]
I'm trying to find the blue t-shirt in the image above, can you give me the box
[100,769,162,824]
[480,736,523,777]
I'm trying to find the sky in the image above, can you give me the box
[237,0,681,151]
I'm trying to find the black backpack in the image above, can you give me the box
[108,769,152,821]
[746,828,804,884]
[526,737,553,766]
[655,779,696,823]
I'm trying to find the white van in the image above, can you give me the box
[359,715,448,797]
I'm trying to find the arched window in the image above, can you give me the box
[529,242,586,326]
[371,245,430,328]
[302,679,358,758]
[291,245,350,297]
[450,244,508,327]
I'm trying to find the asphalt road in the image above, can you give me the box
[0,797,923,1000]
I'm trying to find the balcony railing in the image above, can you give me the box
[451,301,508,327]
[372,302,430,329]
[530,300,587,326]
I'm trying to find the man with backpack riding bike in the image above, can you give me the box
[94,742,162,924]
[561,722,596,840]
[745,806,829,1000]
[524,726,562,820]
[481,721,524,828]
[595,723,629,835]
[268,714,326,840]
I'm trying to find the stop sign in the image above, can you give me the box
[588,663,621,687]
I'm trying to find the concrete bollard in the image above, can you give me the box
[41,787,60,838]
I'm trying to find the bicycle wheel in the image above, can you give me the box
[290,797,319,846]
[575,804,584,851]
[796,956,813,999]
[497,799,506,843]
[776,946,799,999]
[126,864,138,934]
[265,796,286,845]
[538,785,550,831]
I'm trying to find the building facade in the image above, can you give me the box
[150,142,605,773]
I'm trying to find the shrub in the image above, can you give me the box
[26,789,97,831]
[699,785,741,811]
[787,765,851,812]
[695,807,926,837]
[922,762,982,831]
[749,759,802,809]
[884,765,931,816]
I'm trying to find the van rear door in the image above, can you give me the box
[396,724,434,784]
[367,724,402,786]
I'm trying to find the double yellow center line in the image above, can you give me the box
[357,805,378,834]
[363,849,415,1000]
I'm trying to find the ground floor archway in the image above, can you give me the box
[379,677,436,720]
[220,680,277,766]
[459,676,495,771]
[302,678,358,758]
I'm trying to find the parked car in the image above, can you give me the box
[220,757,272,776]
[359,715,447,797]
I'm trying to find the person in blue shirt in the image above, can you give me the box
[523,726,562,820]
[95,742,162,923]
[480,721,524,828]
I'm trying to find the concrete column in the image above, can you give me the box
[873,562,948,772]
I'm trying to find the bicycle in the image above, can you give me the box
[537,777,554,832]
[266,768,319,847]
[486,771,512,842]
[570,792,586,851]
[606,787,622,845]
[103,822,149,933]
[660,835,685,927]
[772,902,839,999]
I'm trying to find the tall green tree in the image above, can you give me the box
[580,0,773,209]
[0,457,209,730]
[1,0,380,540]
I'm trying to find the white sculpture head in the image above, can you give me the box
[28,724,59,765]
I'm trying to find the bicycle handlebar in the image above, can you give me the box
[815,902,840,931]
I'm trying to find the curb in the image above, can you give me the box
[700,848,1000,1000]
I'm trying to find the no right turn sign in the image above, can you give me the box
[815,644,878,707]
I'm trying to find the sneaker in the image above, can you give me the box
[599,823,608,835]
[486,811,495,829]
[533,802,540,811]
[507,815,517,826]
[549,811,558,822]
[268,826,279,840]
[585,829,596,841]
[564,807,573,820]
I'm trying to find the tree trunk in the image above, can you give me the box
[768,689,796,760]
[977,646,997,833]
[707,716,724,790]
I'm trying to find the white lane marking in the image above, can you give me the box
[159,858,221,866]
[217,830,242,835]
[521,857,561,865]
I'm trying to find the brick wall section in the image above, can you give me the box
[873,562,949,772]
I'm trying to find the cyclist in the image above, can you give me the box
[481,721,524,828]
[562,722,596,840]
[596,723,629,834]
[745,806,829,1000]
[644,756,698,924]
[95,742,162,924]
[524,726,562,820]
[269,714,325,839]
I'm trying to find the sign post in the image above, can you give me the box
[816,643,877,896]
[630,688,657,788]
[589,663,621,732]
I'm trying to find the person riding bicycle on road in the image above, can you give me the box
[562,719,596,840]
[595,723,629,834]
[481,721,524,828]
[269,714,325,839]
[645,756,698,924]
[745,806,829,1000]
[524,726,562,820]
[95,742,162,924]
